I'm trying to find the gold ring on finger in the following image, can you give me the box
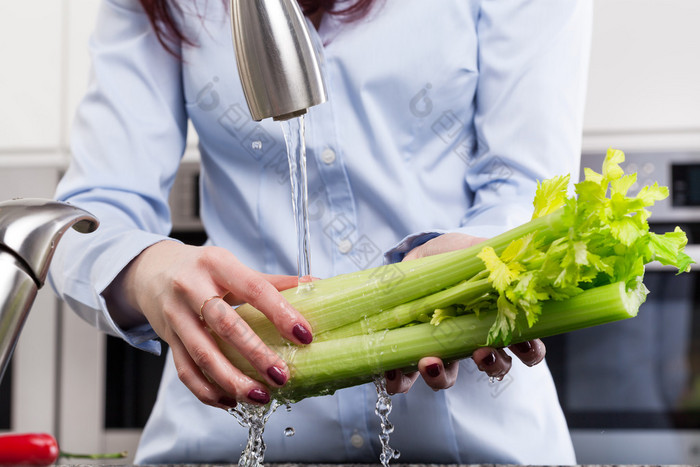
[199,295,221,321]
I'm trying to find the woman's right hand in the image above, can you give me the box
[108,240,313,409]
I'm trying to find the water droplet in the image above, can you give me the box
[297,278,314,294]
[251,140,263,150]
[284,427,295,437]
[390,344,398,352]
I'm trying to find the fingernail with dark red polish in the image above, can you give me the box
[248,388,270,405]
[293,323,313,344]
[483,352,497,366]
[267,366,287,385]
[385,370,397,381]
[218,396,238,408]
[426,363,441,378]
[513,341,533,354]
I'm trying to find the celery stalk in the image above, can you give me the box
[218,280,646,402]
[314,277,492,342]
[236,210,566,344]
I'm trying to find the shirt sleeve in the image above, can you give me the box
[48,0,188,353]
[387,0,592,262]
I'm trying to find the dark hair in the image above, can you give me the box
[139,0,375,55]
[297,0,375,20]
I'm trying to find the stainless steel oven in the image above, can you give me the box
[545,151,700,464]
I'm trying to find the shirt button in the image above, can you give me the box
[321,148,337,165]
[338,239,353,254]
[350,433,364,448]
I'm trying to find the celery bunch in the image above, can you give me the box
[217,149,693,402]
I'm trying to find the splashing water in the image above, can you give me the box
[229,401,281,467]
[373,377,401,467]
[280,115,313,292]
[229,384,400,466]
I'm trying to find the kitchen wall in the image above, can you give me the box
[0,0,97,171]
[0,0,699,463]
[582,0,700,153]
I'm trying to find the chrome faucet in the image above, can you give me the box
[230,0,327,121]
[0,198,98,382]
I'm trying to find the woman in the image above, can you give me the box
[49,0,592,463]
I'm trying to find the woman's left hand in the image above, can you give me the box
[384,233,547,394]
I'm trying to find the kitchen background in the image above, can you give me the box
[1,0,699,464]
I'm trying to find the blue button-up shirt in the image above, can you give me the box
[49,0,591,463]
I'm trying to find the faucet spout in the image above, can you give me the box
[230,0,327,121]
[0,198,98,285]
[0,198,98,382]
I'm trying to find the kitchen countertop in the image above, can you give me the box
[53,464,688,467]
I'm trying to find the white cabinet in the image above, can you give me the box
[64,1,101,144]
[0,1,99,159]
[583,0,700,152]
[0,1,63,151]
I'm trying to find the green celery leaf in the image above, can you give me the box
[576,179,606,205]
[610,217,644,246]
[532,174,570,219]
[648,228,694,273]
[583,167,604,185]
[636,182,669,207]
[486,295,518,346]
[517,299,542,328]
[430,306,459,326]
[602,148,625,181]
[610,173,637,197]
[477,246,524,293]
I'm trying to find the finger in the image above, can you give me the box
[201,297,290,388]
[418,357,459,391]
[262,274,300,292]
[403,233,487,262]
[472,347,512,380]
[221,275,298,306]
[209,257,313,345]
[223,275,323,306]
[384,369,420,395]
[171,308,272,405]
[508,339,546,367]
[168,337,238,409]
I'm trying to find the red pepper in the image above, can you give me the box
[0,433,127,466]
[0,433,59,466]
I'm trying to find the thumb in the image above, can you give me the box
[403,233,487,262]
[262,274,302,292]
